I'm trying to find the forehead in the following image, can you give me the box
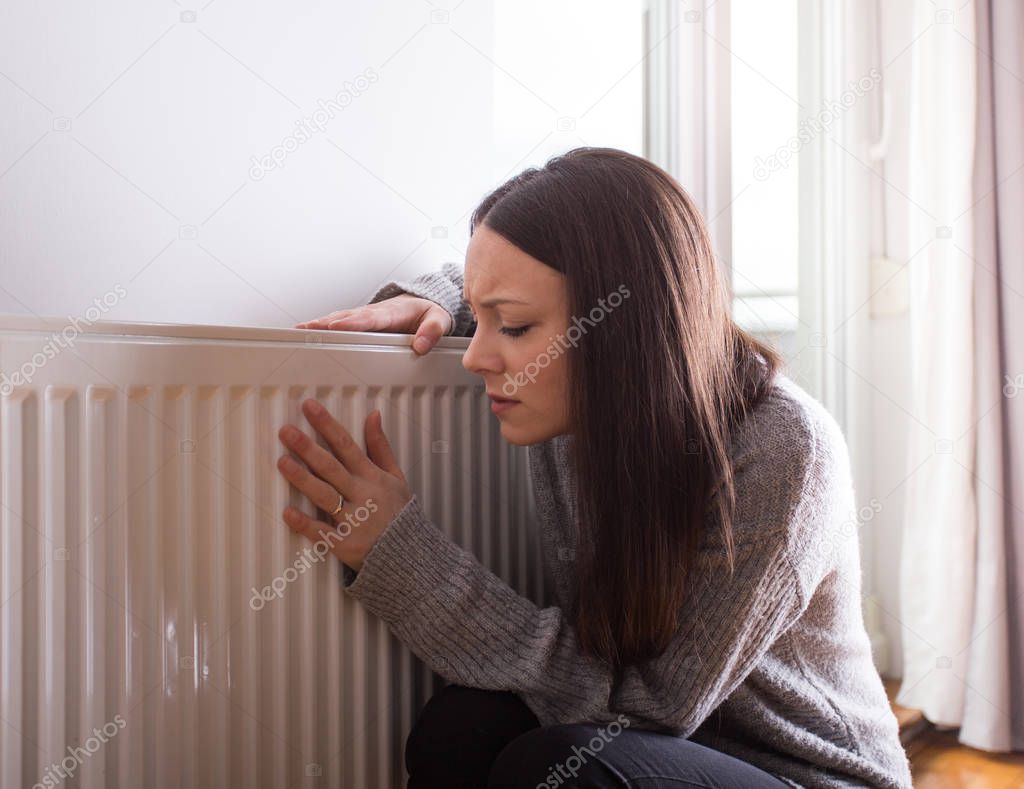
[464,225,562,299]
[465,226,523,281]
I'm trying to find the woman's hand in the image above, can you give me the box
[294,294,452,355]
[276,398,413,572]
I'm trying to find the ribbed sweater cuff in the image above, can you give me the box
[340,494,460,619]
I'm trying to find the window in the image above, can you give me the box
[644,0,855,409]
[728,0,800,337]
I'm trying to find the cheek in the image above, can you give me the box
[509,338,567,398]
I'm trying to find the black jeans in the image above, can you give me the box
[405,684,793,788]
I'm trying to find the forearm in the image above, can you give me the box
[340,495,614,724]
[340,493,805,735]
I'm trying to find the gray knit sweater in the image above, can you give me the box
[341,265,913,788]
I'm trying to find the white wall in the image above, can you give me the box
[0,1,642,329]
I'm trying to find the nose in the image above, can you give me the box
[461,330,503,378]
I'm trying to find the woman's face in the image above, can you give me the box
[461,224,571,445]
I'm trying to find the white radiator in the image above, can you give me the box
[0,315,543,789]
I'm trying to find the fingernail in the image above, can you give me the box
[306,399,324,416]
[413,337,429,353]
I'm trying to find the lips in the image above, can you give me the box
[487,393,519,404]
[487,392,520,415]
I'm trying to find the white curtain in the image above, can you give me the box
[895,0,1017,751]
[964,0,1024,752]
[892,0,980,731]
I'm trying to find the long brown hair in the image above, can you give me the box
[470,147,782,672]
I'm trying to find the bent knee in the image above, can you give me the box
[406,684,539,784]
[488,724,621,788]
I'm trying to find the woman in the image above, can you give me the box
[279,147,913,788]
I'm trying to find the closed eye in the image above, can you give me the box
[465,302,530,339]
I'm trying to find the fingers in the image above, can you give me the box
[294,296,450,347]
[294,311,346,330]
[300,311,361,330]
[283,508,348,560]
[294,301,411,333]
[301,399,376,476]
[276,449,349,516]
[411,305,450,354]
[278,422,354,490]
[296,307,404,333]
[364,410,405,481]
[294,309,368,331]
[324,309,392,332]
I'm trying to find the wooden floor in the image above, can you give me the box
[883,679,1024,787]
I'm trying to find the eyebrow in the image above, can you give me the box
[462,292,530,308]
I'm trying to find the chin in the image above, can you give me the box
[498,423,531,445]
[498,420,566,446]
